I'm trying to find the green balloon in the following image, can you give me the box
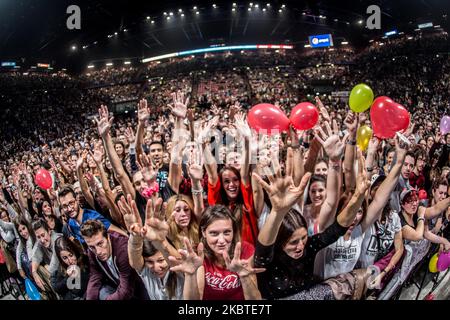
[349,84,374,113]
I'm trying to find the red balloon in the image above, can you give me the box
[370,96,410,139]
[290,102,319,130]
[35,169,53,190]
[247,103,290,135]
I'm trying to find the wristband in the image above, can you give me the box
[366,167,374,173]
[347,140,357,146]
[417,217,425,223]
[191,188,203,195]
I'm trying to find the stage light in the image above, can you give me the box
[181,13,185,17]
[114,32,118,35]
[346,22,350,25]
[304,44,311,48]
[279,9,282,13]
[146,16,150,20]
[250,2,253,6]
[164,12,167,16]
[358,20,363,24]
[87,65,94,69]
[193,6,197,10]
[151,20,155,24]
[233,3,237,7]
[407,36,413,40]
[167,16,170,20]
[263,8,266,12]
[302,12,306,15]
[213,4,217,8]
[179,9,183,12]
[124,61,131,65]
[123,29,127,32]
[267,3,270,7]
[71,45,77,51]
[334,18,338,22]
[248,8,251,11]
[169,12,174,16]
[196,11,200,15]
[341,41,348,45]
[281,4,285,8]
[106,62,113,66]
[255,4,259,8]
[93,41,98,45]
[232,8,236,12]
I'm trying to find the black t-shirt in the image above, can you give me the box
[254,219,348,299]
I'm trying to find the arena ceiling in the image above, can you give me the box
[0,0,448,73]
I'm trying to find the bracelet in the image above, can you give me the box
[366,167,374,173]
[191,188,203,195]
[417,217,425,223]
[347,140,357,146]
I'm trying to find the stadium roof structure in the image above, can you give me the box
[0,0,448,73]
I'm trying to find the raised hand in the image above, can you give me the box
[367,137,380,155]
[124,127,135,145]
[395,133,409,161]
[187,148,204,181]
[169,91,189,119]
[76,151,87,170]
[196,116,219,144]
[355,151,370,195]
[315,96,331,123]
[223,242,266,278]
[117,194,143,236]
[314,120,348,161]
[137,98,150,123]
[229,101,242,121]
[253,148,312,215]
[234,112,252,139]
[95,105,113,137]
[141,197,169,243]
[169,237,204,275]
[210,104,220,116]
[91,142,104,164]
[138,153,157,183]
[187,109,195,123]
[344,111,358,134]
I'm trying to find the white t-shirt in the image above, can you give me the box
[314,225,365,280]
[139,267,184,300]
[359,211,402,268]
[106,256,120,281]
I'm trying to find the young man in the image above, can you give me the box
[81,220,149,300]
[390,151,415,212]
[58,185,126,244]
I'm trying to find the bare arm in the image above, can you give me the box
[135,99,150,165]
[75,154,95,209]
[362,137,407,231]
[343,112,358,193]
[251,166,265,218]
[128,234,145,274]
[401,208,426,241]
[424,197,450,221]
[96,105,135,199]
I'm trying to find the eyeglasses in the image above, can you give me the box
[61,199,77,211]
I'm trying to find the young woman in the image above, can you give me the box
[165,194,199,250]
[252,148,370,299]
[119,195,184,300]
[169,205,264,300]
[14,216,36,280]
[378,188,450,300]
[51,236,89,300]
[203,113,259,246]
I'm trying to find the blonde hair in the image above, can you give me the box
[165,194,199,249]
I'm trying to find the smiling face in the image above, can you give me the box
[144,251,169,279]
[42,201,52,215]
[35,227,51,248]
[59,249,78,267]
[18,224,30,240]
[314,161,328,176]
[415,156,425,172]
[309,181,326,206]
[114,143,124,156]
[132,171,149,196]
[283,227,308,259]
[221,169,240,201]
[202,218,233,257]
[172,200,192,229]
[59,192,80,220]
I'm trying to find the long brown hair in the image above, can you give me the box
[13,216,36,247]
[54,236,88,273]
[200,205,240,265]
[165,194,199,250]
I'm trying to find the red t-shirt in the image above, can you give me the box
[207,179,258,245]
[202,241,254,300]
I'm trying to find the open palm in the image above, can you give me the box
[169,238,204,275]
[141,197,169,242]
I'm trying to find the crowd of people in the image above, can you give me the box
[0,31,449,301]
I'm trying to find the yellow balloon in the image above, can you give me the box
[356,125,373,151]
[429,253,439,273]
[349,84,374,113]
